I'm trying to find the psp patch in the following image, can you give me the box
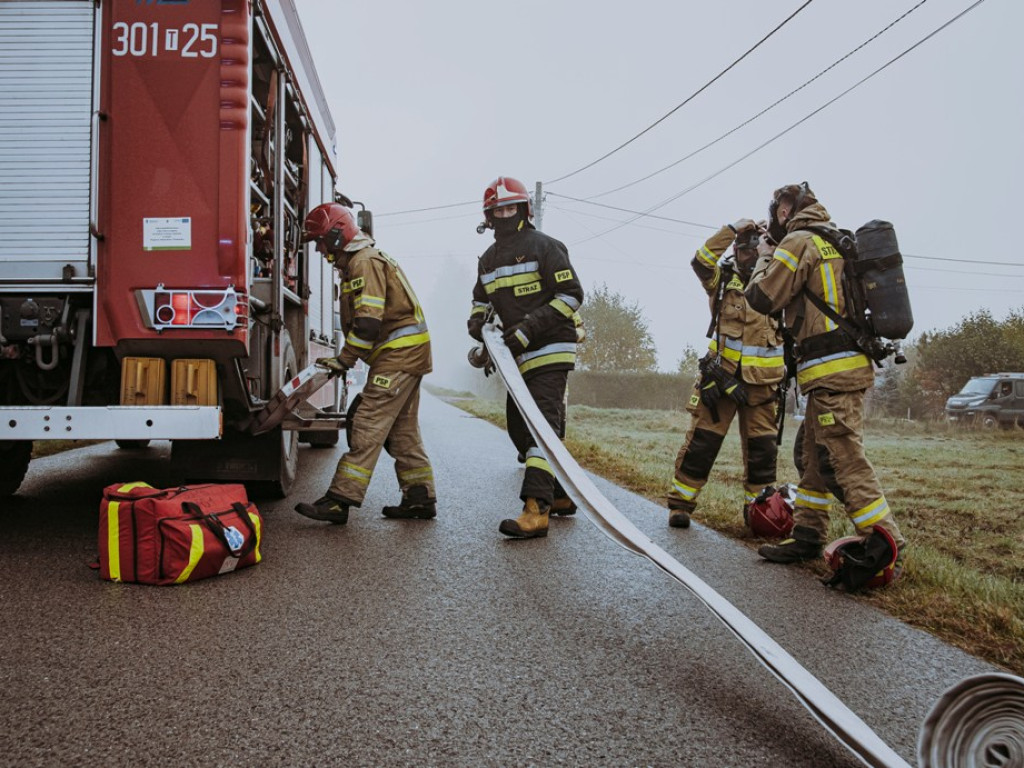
[818,412,836,426]
[372,374,392,389]
[554,269,573,283]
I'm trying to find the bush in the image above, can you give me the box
[568,371,692,411]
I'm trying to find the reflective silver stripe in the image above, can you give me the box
[742,345,784,360]
[514,341,577,367]
[480,261,540,285]
[554,293,581,311]
[796,349,863,373]
[377,322,428,347]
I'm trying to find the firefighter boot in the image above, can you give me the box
[499,498,550,539]
[758,525,823,563]
[381,484,437,520]
[294,493,351,524]
[668,503,693,529]
[550,495,577,516]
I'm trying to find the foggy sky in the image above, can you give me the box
[298,0,1023,387]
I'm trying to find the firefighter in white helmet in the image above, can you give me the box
[667,220,786,529]
[294,202,436,525]
[468,177,584,539]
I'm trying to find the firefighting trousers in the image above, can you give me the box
[668,382,778,512]
[794,388,905,548]
[328,370,434,505]
[506,368,569,506]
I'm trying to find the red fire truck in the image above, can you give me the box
[0,0,352,497]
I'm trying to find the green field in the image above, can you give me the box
[445,394,1024,675]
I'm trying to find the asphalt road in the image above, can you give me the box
[0,393,996,767]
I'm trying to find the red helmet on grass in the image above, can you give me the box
[824,526,900,591]
[745,484,795,538]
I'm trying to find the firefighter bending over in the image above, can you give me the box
[295,202,436,525]
[468,177,584,539]
[667,220,785,529]
[745,183,906,569]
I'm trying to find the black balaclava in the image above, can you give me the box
[490,204,527,239]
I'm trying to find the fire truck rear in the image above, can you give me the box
[0,0,349,497]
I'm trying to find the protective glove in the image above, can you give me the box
[315,357,348,377]
[502,323,531,355]
[467,316,485,343]
[699,379,721,410]
[718,373,749,406]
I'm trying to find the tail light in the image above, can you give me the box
[136,286,244,331]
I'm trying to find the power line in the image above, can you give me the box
[903,253,1024,268]
[547,192,716,229]
[587,0,930,200]
[376,200,477,217]
[570,0,991,245]
[543,0,816,186]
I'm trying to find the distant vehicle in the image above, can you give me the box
[945,373,1024,429]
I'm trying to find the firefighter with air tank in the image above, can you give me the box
[667,219,786,529]
[744,182,906,576]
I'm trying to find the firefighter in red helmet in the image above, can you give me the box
[468,177,584,539]
[294,201,436,525]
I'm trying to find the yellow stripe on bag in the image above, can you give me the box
[174,524,206,584]
[248,512,263,563]
[107,501,122,582]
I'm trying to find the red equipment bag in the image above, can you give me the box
[99,482,263,585]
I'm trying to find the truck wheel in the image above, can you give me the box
[252,332,299,498]
[115,439,150,450]
[981,415,998,429]
[0,440,33,497]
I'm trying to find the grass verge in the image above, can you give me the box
[443,392,1024,675]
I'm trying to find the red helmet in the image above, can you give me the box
[824,526,900,590]
[744,484,795,538]
[483,176,533,218]
[302,202,360,250]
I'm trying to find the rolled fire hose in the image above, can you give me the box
[481,324,1024,768]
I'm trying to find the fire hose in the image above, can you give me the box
[481,323,1023,768]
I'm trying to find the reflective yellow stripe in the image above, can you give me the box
[117,482,153,492]
[797,487,832,511]
[483,271,542,293]
[852,496,890,530]
[346,331,374,350]
[174,524,205,583]
[107,501,122,582]
[525,456,553,476]
[248,513,262,564]
[796,352,871,387]
[697,245,718,268]
[671,479,700,501]
[355,294,385,310]
[366,331,431,363]
[518,351,575,375]
[549,298,574,318]
[774,248,799,272]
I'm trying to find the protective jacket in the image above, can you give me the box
[745,203,873,393]
[694,225,784,386]
[338,246,431,376]
[470,226,584,379]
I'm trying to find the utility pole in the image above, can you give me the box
[534,180,544,232]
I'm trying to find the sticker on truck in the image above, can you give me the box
[143,217,192,251]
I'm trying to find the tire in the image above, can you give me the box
[0,440,33,497]
[251,331,299,498]
[980,414,998,430]
[115,439,151,450]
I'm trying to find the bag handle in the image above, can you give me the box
[180,501,258,560]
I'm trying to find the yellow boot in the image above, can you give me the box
[499,498,550,539]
